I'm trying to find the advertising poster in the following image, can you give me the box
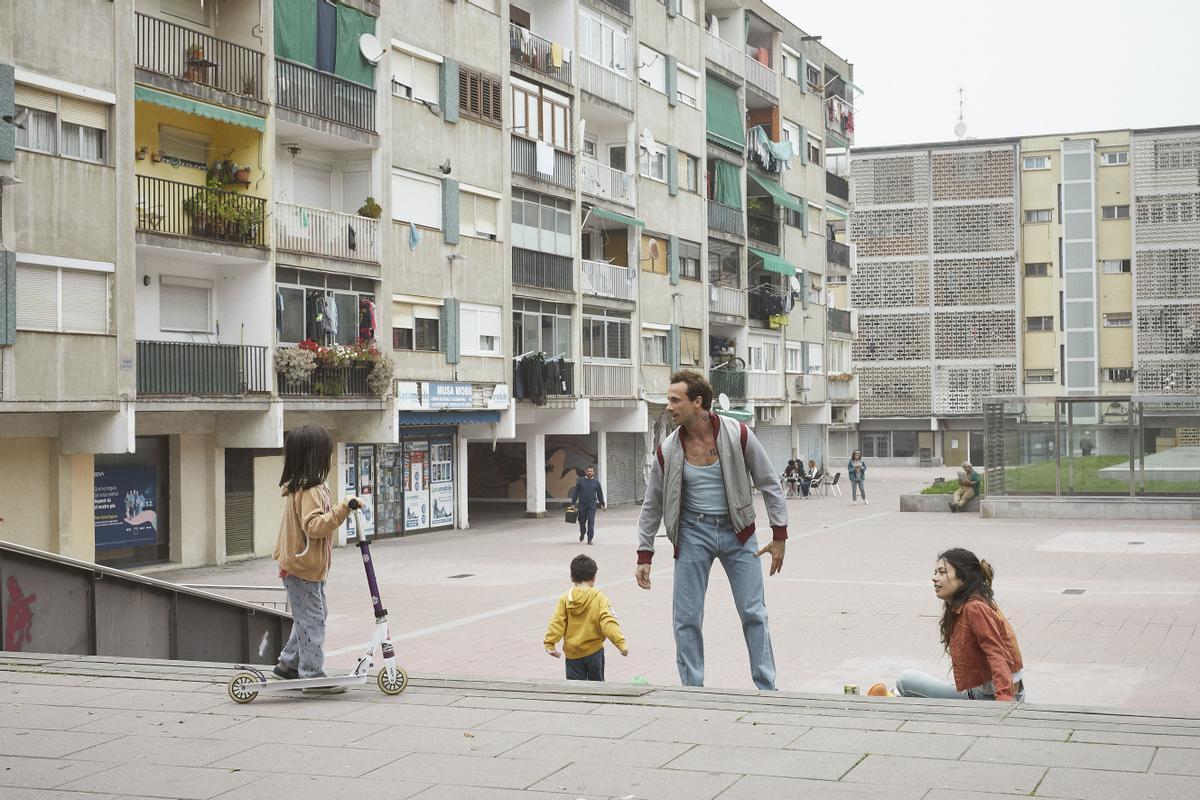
[403,440,430,531]
[404,492,428,530]
[94,466,158,550]
[430,482,454,527]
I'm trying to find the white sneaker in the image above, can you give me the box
[864,499,869,505]
[851,499,857,505]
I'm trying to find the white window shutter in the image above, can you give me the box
[59,97,109,131]
[14,84,57,113]
[475,194,498,237]
[414,58,440,104]
[160,281,211,333]
[60,270,109,333]
[392,302,415,329]
[15,265,58,330]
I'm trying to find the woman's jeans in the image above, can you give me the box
[896,669,1026,702]
[673,511,777,691]
[851,480,866,500]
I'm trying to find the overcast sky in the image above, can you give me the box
[768,0,1200,148]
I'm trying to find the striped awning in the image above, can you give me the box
[397,411,501,426]
[134,86,265,131]
[748,246,797,277]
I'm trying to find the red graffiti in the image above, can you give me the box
[5,576,37,652]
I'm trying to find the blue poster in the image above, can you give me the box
[94,466,159,550]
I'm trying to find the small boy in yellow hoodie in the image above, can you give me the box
[544,554,628,680]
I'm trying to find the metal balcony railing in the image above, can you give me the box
[826,171,850,200]
[275,202,380,263]
[744,54,778,96]
[708,200,745,237]
[276,57,375,132]
[137,341,269,396]
[595,0,631,14]
[827,239,851,267]
[709,285,748,318]
[580,158,635,207]
[135,12,265,101]
[512,136,575,189]
[748,215,780,247]
[278,364,373,397]
[710,366,747,400]
[136,175,267,247]
[583,362,634,397]
[826,95,854,139]
[704,34,744,76]
[748,370,785,398]
[828,307,853,335]
[513,247,574,291]
[509,23,572,84]
[582,259,635,300]
[578,57,633,109]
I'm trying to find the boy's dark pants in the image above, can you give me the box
[565,647,605,680]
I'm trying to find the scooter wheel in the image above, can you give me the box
[227,673,260,704]
[377,666,408,696]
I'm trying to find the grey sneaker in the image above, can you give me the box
[271,665,299,681]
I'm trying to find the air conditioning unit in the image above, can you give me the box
[794,374,811,392]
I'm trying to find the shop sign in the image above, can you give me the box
[488,383,511,410]
[396,381,424,409]
[425,382,473,408]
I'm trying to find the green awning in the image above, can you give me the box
[826,202,848,220]
[749,173,804,215]
[749,246,797,277]
[715,406,753,422]
[705,77,744,149]
[135,86,265,131]
[588,206,645,228]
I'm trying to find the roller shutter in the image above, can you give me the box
[795,423,825,470]
[752,424,792,476]
[605,433,639,506]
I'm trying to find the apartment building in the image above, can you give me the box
[849,127,1200,466]
[0,0,858,568]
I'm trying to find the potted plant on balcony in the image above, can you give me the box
[181,182,214,238]
[233,202,264,244]
[275,344,317,392]
[357,196,382,219]
[184,42,205,81]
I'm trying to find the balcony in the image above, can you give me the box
[826,171,849,201]
[828,307,853,335]
[512,136,575,190]
[275,202,380,263]
[748,370,785,399]
[278,364,373,398]
[828,374,859,403]
[827,239,851,268]
[513,247,574,291]
[582,259,635,300]
[594,0,631,14]
[137,341,269,396]
[710,366,747,401]
[583,362,634,398]
[744,54,778,97]
[709,285,748,319]
[135,13,265,103]
[136,175,267,248]
[580,158,635,207]
[705,35,744,77]
[708,200,745,238]
[276,57,375,133]
[578,57,633,109]
[515,358,576,400]
[509,23,572,84]
[747,215,780,249]
[826,95,854,140]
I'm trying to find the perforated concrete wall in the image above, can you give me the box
[931,149,1015,201]
[850,152,930,205]
[1136,248,1200,299]
[934,311,1017,360]
[932,204,1016,253]
[853,313,930,361]
[850,259,930,309]
[850,207,929,259]
[932,256,1017,307]
[856,365,932,417]
[933,364,1017,416]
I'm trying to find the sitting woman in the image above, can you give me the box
[782,460,799,497]
[804,460,823,497]
[896,548,1025,702]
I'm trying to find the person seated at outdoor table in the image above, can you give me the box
[782,460,799,497]
[805,460,823,496]
[895,548,1025,702]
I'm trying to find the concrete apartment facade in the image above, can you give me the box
[0,0,858,569]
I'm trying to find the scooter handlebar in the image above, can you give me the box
[348,498,361,511]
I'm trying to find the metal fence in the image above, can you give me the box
[582,259,635,300]
[583,362,634,397]
[275,202,380,262]
[708,200,745,237]
[135,12,265,100]
[828,307,852,335]
[577,57,633,109]
[138,341,269,396]
[827,239,851,267]
[748,215,779,247]
[580,158,635,207]
[826,171,850,201]
[709,285,748,318]
[512,136,575,189]
[710,366,747,400]
[512,247,574,291]
[509,22,571,84]
[278,364,373,397]
[137,175,268,247]
[276,57,375,132]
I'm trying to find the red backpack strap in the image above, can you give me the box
[739,422,748,456]
[656,445,665,471]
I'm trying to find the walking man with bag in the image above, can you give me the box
[570,465,606,544]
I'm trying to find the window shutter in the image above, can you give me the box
[474,193,498,237]
[0,64,14,163]
[458,67,471,117]
[483,75,502,124]
[441,298,460,363]
[61,269,109,333]
[799,125,809,165]
[442,178,459,244]
[0,250,14,344]
[159,280,210,333]
[668,324,680,371]
[441,58,459,123]
[666,56,677,107]
[15,264,57,330]
[668,234,680,285]
[14,84,56,113]
[59,97,108,130]
[667,144,678,196]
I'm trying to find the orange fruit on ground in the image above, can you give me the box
[867,683,889,696]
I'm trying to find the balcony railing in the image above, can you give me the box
[276,57,375,132]
[513,247,574,291]
[512,136,575,189]
[828,375,858,403]
[515,358,575,400]
[595,0,631,14]
[137,175,267,247]
[580,158,635,207]
[509,23,572,84]
[705,34,744,77]
[826,171,849,201]
[137,341,269,396]
[708,200,745,237]
[582,259,635,300]
[826,95,854,139]
[710,366,747,401]
[828,307,853,335]
[578,57,633,109]
[748,370,785,399]
[583,362,634,398]
[278,364,373,397]
[744,54,778,96]
[136,13,265,101]
[275,202,380,263]
[748,215,779,248]
[709,285,748,318]
[827,239,851,268]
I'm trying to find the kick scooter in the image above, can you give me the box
[226,501,408,703]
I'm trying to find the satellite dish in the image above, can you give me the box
[789,275,801,293]
[953,120,967,140]
[718,393,731,411]
[640,128,658,153]
[359,33,385,65]
[649,239,661,260]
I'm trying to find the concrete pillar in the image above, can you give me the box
[456,434,470,530]
[50,452,95,563]
[175,433,217,567]
[525,432,546,517]
[596,427,608,502]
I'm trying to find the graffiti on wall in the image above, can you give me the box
[5,576,36,652]
[467,435,598,500]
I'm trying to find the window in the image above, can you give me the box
[1025,368,1056,384]
[1104,367,1133,383]
[1101,151,1129,166]
[1023,155,1051,170]
[639,143,667,181]
[1025,262,1050,277]
[15,84,108,163]
[583,306,632,361]
[275,268,377,345]
[808,203,822,235]
[781,48,800,84]
[827,338,851,373]
[807,272,823,305]
[806,341,823,374]
[513,298,572,357]
[807,135,822,166]
[1102,205,1130,220]
[159,277,213,333]
[1103,312,1132,328]
[391,169,442,229]
[676,65,700,107]
[785,342,804,373]
[159,124,210,169]
[640,234,668,274]
[677,239,701,280]
[641,327,668,365]
[805,62,822,91]
[391,45,440,104]
[781,119,801,150]
[459,187,500,240]
[582,138,597,159]
[680,327,701,366]
[748,338,779,372]
[15,261,111,334]
[682,152,700,192]
[511,189,572,256]
[14,106,55,153]
[460,303,502,357]
[638,44,667,93]
[1026,316,1054,332]
[1024,208,1052,224]
[458,67,503,125]
[511,77,570,148]
[579,9,629,73]
[827,273,848,285]
[785,199,805,229]
[1101,259,1131,274]
[392,302,441,351]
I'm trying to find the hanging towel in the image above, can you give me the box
[550,42,564,68]
[325,294,338,336]
[409,221,422,251]
[535,139,555,176]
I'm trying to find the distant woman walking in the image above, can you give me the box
[847,450,868,505]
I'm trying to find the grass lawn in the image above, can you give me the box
[919,455,1200,495]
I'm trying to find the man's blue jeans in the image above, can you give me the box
[577,505,597,542]
[672,511,777,691]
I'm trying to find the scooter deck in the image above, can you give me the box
[252,674,370,693]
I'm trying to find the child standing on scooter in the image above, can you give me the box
[273,424,357,691]
[544,554,629,681]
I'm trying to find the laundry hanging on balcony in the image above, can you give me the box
[358,298,377,340]
[409,221,421,251]
[747,126,794,172]
[535,140,555,176]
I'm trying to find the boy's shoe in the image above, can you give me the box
[579,533,585,542]
[587,540,594,545]
[271,665,299,681]
[302,684,349,695]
